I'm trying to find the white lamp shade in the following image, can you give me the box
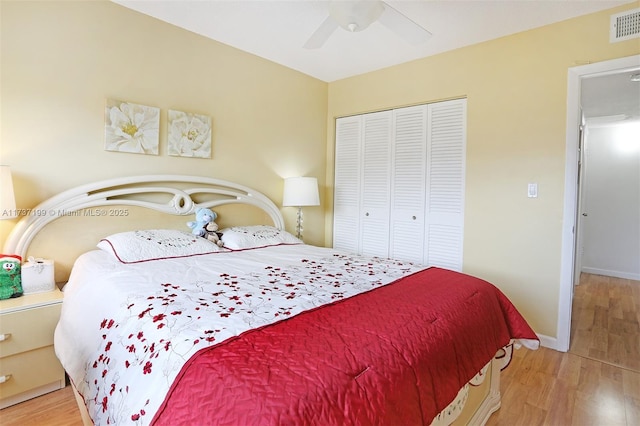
[283,177,320,207]
[0,166,17,219]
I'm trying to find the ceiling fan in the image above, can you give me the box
[304,0,432,49]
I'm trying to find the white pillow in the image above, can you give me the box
[97,229,228,263]
[220,225,301,250]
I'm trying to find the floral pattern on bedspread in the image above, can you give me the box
[78,253,424,425]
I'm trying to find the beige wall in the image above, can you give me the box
[326,4,640,338]
[0,1,328,246]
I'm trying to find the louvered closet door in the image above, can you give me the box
[425,99,466,271]
[333,116,361,253]
[359,111,392,257]
[334,99,466,267]
[389,105,427,263]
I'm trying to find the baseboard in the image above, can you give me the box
[536,334,559,351]
[0,380,64,409]
[581,267,640,281]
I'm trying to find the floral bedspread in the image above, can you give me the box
[56,246,424,425]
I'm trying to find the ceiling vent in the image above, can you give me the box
[610,8,640,43]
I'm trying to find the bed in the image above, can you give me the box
[3,175,539,425]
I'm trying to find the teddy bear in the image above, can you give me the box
[203,221,224,247]
[187,207,224,247]
[0,255,23,300]
[187,207,217,237]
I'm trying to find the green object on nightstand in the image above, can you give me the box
[0,255,23,300]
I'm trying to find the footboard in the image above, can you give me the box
[431,346,510,426]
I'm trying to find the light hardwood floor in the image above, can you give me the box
[487,345,640,426]
[1,345,639,425]
[0,385,82,426]
[570,273,640,372]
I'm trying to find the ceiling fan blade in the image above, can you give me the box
[378,3,432,44]
[304,16,339,49]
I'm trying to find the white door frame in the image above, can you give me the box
[573,122,587,288]
[557,54,640,352]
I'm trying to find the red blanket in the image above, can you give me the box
[152,267,537,425]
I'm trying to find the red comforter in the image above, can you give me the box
[152,267,537,425]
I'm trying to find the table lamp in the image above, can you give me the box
[282,177,319,240]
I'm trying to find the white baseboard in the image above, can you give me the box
[581,267,640,281]
[536,334,560,351]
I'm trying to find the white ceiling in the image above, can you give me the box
[113,0,639,119]
[581,69,640,120]
[113,0,632,82]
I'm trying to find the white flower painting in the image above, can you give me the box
[167,110,212,158]
[105,100,160,155]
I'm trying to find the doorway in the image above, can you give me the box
[570,111,640,371]
[578,118,640,281]
[558,55,640,353]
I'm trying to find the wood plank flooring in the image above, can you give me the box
[1,345,639,425]
[570,273,640,372]
[0,385,82,426]
[486,345,640,426]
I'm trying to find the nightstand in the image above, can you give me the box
[0,288,65,409]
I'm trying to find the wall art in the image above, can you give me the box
[104,99,160,155]
[167,109,212,158]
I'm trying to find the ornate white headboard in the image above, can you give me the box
[3,175,284,260]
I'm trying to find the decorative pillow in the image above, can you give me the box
[220,225,302,250]
[97,229,228,263]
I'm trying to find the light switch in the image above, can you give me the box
[528,183,538,198]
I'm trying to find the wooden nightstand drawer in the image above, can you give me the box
[0,345,64,401]
[0,303,61,358]
[0,288,65,408]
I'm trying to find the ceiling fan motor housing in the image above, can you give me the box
[329,0,385,32]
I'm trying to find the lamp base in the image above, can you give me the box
[295,207,303,240]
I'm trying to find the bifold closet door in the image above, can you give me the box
[334,99,466,271]
[389,105,428,264]
[333,111,392,257]
[359,111,392,258]
[333,115,361,254]
[424,99,466,271]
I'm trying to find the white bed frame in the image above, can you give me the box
[3,175,284,259]
[2,174,506,425]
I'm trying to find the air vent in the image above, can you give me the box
[610,8,640,43]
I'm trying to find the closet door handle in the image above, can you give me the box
[412,216,417,220]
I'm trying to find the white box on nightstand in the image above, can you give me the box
[21,258,55,294]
